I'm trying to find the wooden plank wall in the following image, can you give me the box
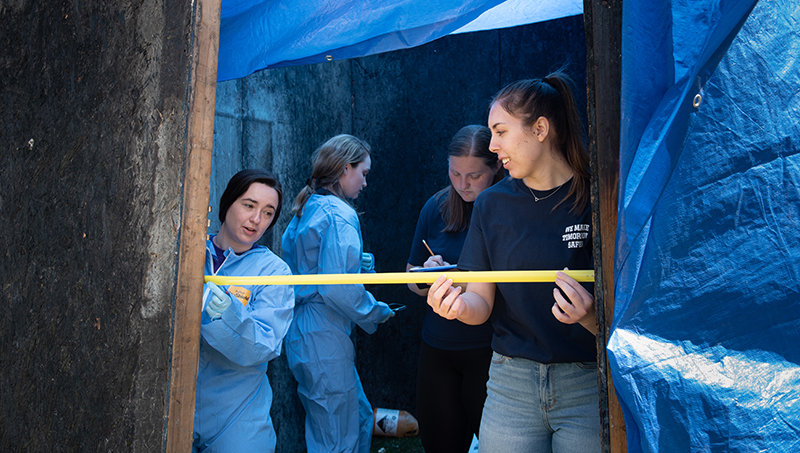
[584,0,626,452]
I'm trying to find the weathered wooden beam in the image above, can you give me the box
[165,0,221,450]
[584,0,626,452]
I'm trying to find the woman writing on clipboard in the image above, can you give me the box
[406,125,503,453]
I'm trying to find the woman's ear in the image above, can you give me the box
[534,116,550,142]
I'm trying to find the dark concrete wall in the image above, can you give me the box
[212,15,586,451]
[0,0,194,451]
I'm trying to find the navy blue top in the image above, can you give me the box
[459,177,596,363]
[211,239,227,273]
[408,190,494,350]
[211,236,256,273]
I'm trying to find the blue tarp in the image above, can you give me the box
[611,0,800,451]
[217,0,581,81]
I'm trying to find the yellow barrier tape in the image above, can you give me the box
[205,270,594,286]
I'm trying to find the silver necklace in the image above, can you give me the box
[528,181,566,202]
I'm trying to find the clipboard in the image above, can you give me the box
[409,264,458,272]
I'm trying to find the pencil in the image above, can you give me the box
[422,239,435,256]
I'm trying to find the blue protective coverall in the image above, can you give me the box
[281,194,394,453]
[193,238,295,453]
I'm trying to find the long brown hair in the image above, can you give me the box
[291,134,371,217]
[491,72,590,214]
[439,125,503,232]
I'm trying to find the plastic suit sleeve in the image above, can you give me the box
[199,273,295,368]
[317,214,392,334]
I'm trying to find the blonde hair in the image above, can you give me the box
[291,134,371,217]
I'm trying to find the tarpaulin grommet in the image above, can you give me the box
[692,93,702,108]
[325,55,333,61]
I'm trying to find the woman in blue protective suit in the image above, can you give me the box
[193,169,295,453]
[281,134,395,453]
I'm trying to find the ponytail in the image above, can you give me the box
[291,134,371,217]
[491,72,589,214]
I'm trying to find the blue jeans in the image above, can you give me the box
[478,352,601,452]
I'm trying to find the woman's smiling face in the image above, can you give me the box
[488,102,545,181]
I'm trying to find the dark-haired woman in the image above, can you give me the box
[406,125,502,453]
[427,73,600,452]
[281,134,395,453]
[193,169,295,453]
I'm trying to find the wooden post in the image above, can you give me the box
[165,0,221,450]
[584,0,626,452]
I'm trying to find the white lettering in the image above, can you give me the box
[562,232,589,241]
[563,224,590,248]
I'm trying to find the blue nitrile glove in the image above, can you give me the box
[206,282,232,320]
[360,252,375,273]
[380,303,396,323]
